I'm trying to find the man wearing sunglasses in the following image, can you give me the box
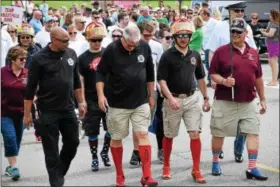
[78,22,112,172]
[209,18,267,181]
[205,2,257,163]
[24,27,86,187]
[96,24,158,187]
[157,19,210,183]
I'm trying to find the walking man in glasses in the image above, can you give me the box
[157,18,210,183]
[205,2,257,163]
[78,22,112,172]
[24,27,86,187]
[209,18,268,181]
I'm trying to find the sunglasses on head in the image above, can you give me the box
[165,36,171,40]
[89,38,103,43]
[174,33,192,39]
[233,9,244,13]
[231,30,243,34]
[112,34,122,38]
[18,57,26,62]
[8,30,15,33]
[20,36,31,39]
[69,32,77,35]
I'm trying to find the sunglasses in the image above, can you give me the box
[18,57,26,62]
[174,34,192,39]
[8,30,15,33]
[233,9,244,13]
[252,17,258,20]
[89,38,103,43]
[112,34,122,38]
[94,17,100,19]
[69,32,77,35]
[143,34,153,38]
[231,30,243,35]
[20,36,31,39]
[187,12,193,15]
[54,37,69,43]
[165,36,172,40]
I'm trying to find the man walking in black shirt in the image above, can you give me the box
[157,19,210,183]
[96,24,158,187]
[23,27,86,187]
[78,22,111,172]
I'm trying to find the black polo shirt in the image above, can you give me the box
[78,49,104,105]
[96,39,154,109]
[157,46,205,94]
[25,44,81,112]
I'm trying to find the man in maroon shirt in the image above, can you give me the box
[209,18,268,180]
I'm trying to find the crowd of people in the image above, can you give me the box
[1,0,279,187]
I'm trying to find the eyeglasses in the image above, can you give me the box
[231,30,243,35]
[143,34,153,38]
[112,34,122,38]
[94,17,100,19]
[233,9,244,13]
[174,34,192,39]
[8,30,15,33]
[20,36,31,40]
[187,12,193,15]
[18,57,27,62]
[89,38,103,43]
[53,37,69,43]
[165,36,172,40]
[69,32,77,35]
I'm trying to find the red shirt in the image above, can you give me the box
[1,66,28,117]
[209,43,262,102]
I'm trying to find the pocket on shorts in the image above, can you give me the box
[210,111,224,129]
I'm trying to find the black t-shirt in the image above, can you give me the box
[78,49,104,104]
[249,23,263,37]
[157,46,205,94]
[96,39,154,109]
[25,44,81,112]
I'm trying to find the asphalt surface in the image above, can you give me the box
[1,63,279,186]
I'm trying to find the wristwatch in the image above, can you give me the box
[78,102,86,107]
[203,96,209,100]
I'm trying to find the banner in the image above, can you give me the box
[1,6,24,25]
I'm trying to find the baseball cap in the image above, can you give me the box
[231,18,247,32]
[225,2,247,10]
[43,16,55,22]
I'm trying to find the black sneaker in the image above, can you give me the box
[234,153,243,163]
[219,151,224,159]
[129,150,141,166]
[157,149,164,164]
[100,152,111,167]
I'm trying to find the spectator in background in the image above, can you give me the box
[67,24,88,56]
[62,13,74,30]
[48,7,54,16]
[260,9,280,86]
[249,13,263,50]
[12,0,24,7]
[157,9,168,25]
[29,10,43,34]
[1,28,14,67]
[34,16,56,48]
[100,9,113,29]
[167,9,177,25]
[39,0,49,17]
[7,25,18,46]
[158,0,165,11]
[212,7,222,21]
[1,46,28,181]
[202,2,209,10]
[74,16,87,40]
[26,0,35,19]
[186,9,194,21]
[16,24,41,69]
[92,1,101,11]
[59,6,68,26]
[108,12,130,33]
[137,6,153,24]
[189,16,204,52]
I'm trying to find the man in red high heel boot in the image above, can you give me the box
[96,24,158,187]
[157,18,210,184]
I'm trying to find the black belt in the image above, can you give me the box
[171,90,195,98]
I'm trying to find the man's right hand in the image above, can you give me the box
[23,114,33,130]
[98,95,108,112]
[211,81,217,89]
[169,97,180,110]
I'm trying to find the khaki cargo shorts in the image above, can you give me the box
[162,94,203,138]
[210,99,260,137]
[106,103,151,140]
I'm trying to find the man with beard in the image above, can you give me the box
[34,16,56,48]
[157,18,210,183]
[78,22,111,172]
[24,27,86,187]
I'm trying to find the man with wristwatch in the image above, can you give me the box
[157,18,210,184]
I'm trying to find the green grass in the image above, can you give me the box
[2,0,191,10]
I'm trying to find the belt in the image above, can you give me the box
[171,90,195,99]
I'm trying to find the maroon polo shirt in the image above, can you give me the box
[1,65,28,117]
[209,42,262,102]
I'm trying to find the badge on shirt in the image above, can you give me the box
[68,58,74,66]
[137,55,145,63]
[248,53,254,61]
[89,57,101,70]
[22,78,28,85]
[190,57,197,66]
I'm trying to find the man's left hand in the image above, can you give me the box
[260,100,267,115]
[202,100,211,112]
[149,96,155,110]
[78,104,87,119]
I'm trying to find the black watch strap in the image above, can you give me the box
[203,96,209,100]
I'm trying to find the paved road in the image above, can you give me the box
[1,63,279,186]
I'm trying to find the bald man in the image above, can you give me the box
[29,10,43,34]
[24,26,86,187]
[137,6,153,24]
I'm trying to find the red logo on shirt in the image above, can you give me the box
[89,57,101,70]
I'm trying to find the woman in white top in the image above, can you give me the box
[6,25,18,47]
[67,24,89,56]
